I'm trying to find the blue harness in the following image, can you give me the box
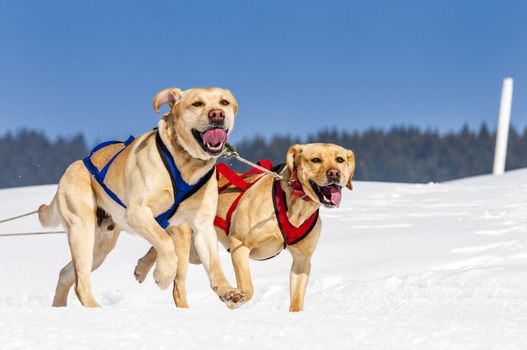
[83,132,215,229]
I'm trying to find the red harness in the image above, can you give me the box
[214,161,319,252]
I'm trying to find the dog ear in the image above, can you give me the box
[346,149,355,190]
[286,144,304,173]
[153,88,183,114]
[226,89,238,115]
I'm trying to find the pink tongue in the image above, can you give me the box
[202,128,227,146]
[328,186,342,207]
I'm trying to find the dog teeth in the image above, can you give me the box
[206,142,224,151]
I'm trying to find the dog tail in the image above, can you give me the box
[38,196,60,228]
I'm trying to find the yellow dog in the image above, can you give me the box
[135,143,355,311]
[39,87,245,308]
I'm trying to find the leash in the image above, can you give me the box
[223,144,311,200]
[0,209,66,237]
[223,143,284,180]
[0,209,39,224]
[0,230,65,237]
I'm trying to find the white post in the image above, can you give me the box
[493,77,514,175]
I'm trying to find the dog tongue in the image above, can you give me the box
[202,128,227,146]
[322,185,342,207]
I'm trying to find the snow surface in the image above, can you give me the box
[1,169,526,350]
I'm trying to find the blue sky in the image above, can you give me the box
[0,0,526,144]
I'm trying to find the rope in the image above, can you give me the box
[0,209,65,237]
[0,230,65,238]
[0,209,38,224]
[223,143,284,180]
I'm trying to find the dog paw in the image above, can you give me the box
[84,301,102,308]
[153,268,175,290]
[153,256,178,290]
[217,287,246,309]
[133,263,148,283]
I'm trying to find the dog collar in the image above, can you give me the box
[288,170,313,202]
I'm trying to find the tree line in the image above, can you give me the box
[1,124,526,188]
[225,124,527,182]
[0,129,87,188]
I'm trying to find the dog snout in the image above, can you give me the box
[208,109,225,125]
[326,168,341,182]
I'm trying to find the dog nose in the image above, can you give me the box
[208,109,225,124]
[326,168,340,180]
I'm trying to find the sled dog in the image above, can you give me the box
[39,87,245,308]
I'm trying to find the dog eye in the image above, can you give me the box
[336,157,344,163]
[220,99,230,106]
[192,101,204,107]
[311,157,322,163]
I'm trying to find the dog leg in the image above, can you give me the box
[134,233,200,284]
[52,222,120,307]
[66,217,99,307]
[288,246,312,312]
[192,225,245,309]
[134,247,157,283]
[52,164,100,307]
[92,224,121,272]
[66,219,116,308]
[52,261,75,307]
[229,238,253,303]
[188,236,202,265]
[169,224,192,308]
[133,241,199,284]
[125,206,178,290]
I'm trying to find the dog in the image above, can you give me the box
[38,87,245,308]
[134,143,355,311]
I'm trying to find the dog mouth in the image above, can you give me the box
[309,181,342,208]
[192,127,228,156]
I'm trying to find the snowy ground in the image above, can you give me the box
[1,169,526,350]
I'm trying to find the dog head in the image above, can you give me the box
[153,87,238,160]
[286,143,355,208]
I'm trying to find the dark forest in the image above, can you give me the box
[1,124,526,188]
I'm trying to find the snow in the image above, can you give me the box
[1,169,526,350]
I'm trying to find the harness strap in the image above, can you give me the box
[216,163,250,191]
[272,179,319,247]
[213,216,229,232]
[83,132,214,230]
[215,160,273,234]
[214,161,319,260]
[288,169,313,202]
[214,161,318,245]
[216,160,273,192]
[82,136,135,208]
[87,137,135,157]
[154,133,215,228]
[99,136,135,179]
